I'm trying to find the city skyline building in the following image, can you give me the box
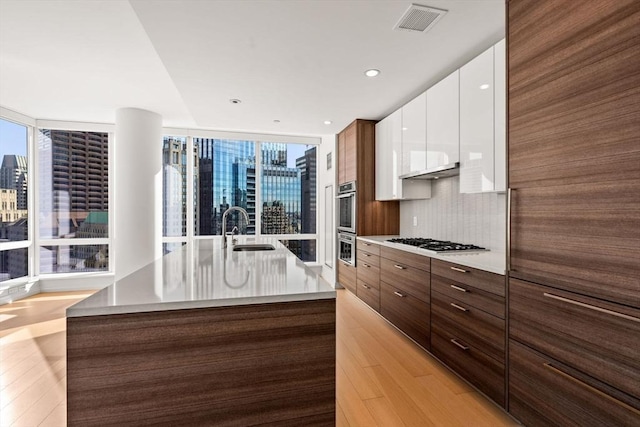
[38,129,109,239]
[0,154,28,210]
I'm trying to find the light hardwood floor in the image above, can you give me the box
[1,289,518,426]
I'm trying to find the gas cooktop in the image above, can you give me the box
[387,238,487,253]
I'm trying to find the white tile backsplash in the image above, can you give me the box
[400,176,506,252]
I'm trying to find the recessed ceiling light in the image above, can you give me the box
[365,69,380,77]
[229,98,242,104]
[273,119,280,123]
[479,84,490,90]
[324,120,332,125]
[402,127,408,131]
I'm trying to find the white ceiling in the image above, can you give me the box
[0,0,504,136]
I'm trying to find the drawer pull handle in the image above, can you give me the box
[393,291,406,298]
[450,285,468,293]
[394,264,406,270]
[543,293,640,323]
[362,284,370,289]
[362,253,370,257]
[450,338,469,351]
[364,243,370,246]
[363,263,370,268]
[450,266,468,273]
[543,363,640,416]
[450,303,468,312]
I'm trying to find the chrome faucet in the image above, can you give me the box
[222,206,250,248]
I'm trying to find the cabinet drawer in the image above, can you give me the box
[357,240,380,256]
[432,274,505,319]
[357,249,380,268]
[432,259,504,297]
[337,261,356,294]
[380,257,430,303]
[357,261,379,288]
[380,281,430,350]
[510,278,640,399]
[509,340,640,427]
[431,290,505,364]
[381,246,430,271]
[431,324,505,406]
[356,279,380,312]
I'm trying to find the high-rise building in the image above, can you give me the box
[0,154,28,210]
[38,129,109,238]
[296,146,317,261]
[162,137,196,237]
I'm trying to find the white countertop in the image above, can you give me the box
[67,237,336,317]
[357,236,506,275]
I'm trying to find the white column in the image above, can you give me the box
[114,108,162,280]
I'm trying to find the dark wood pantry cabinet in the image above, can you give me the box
[507,0,640,425]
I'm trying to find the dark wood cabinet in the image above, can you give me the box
[510,278,640,400]
[431,325,505,407]
[336,120,400,236]
[380,246,430,302]
[509,340,640,427]
[430,259,506,405]
[356,240,381,312]
[379,247,430,350]
[337,261,356,294]
[508,0,640,424]
[380,281,430,350]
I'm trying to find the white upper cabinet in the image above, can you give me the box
[459,40,506,193]
[376,108,431,201]
[375,109,401,200]
[493,38,506,192]
[400,92,427,175]
[426,69,459,170]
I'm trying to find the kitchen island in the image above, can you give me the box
[66,237,336,426]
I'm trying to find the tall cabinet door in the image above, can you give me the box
[460,46,494,193]
[508,0,640,308]
[375,109,403,200]
[493,39,506,192]
[401,92,427,175]
[426,70,459,170]
[344,123,357,184]
[337,131,346,185]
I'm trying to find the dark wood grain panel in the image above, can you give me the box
[431,274,505,319]
[67,299,336,426]
[380,256,430,303]
[380,281,430,350]
[337,260,356,294]
[356,260,380,288]
[356,279,380,312]
[509,278,640,399]
[381,246,431,271]
[509,340,640,427]
[431,291,505,364]
[509,0,640,188]
[357,240,381,256]
[344,122,357,184]
[431,259,505,297]
[431,325,505,407]
[338,130,346,185]
[510,183,639,307]
[356,249,380,268]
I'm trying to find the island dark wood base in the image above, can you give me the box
[67,299,336,426]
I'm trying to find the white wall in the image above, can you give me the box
[316,134,336,287]
[400,176,506,253]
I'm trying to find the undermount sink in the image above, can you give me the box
[232,243,275,252]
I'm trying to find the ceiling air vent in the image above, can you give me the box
[394,4,447,33]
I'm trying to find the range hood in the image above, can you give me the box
[399,162,460,180]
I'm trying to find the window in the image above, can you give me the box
[188,137,317,262]
[38,129,110,273]
[0,117,30,284]
[162,136,187,237]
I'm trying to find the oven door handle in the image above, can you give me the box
[337,193,355,199]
